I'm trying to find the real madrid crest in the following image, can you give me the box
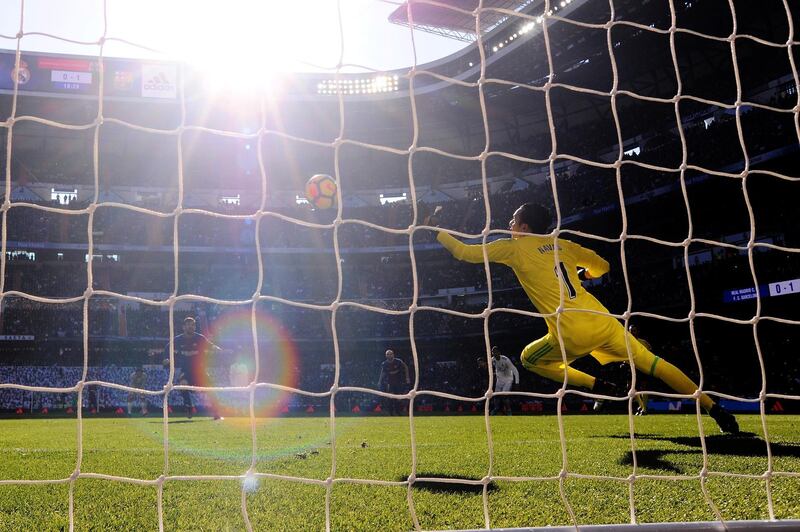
[10,60,30,85]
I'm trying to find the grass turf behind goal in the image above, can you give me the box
[1,414,798,530]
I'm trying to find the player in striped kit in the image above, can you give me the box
[491,346,519,415]
[378,349,410,415]
[161,316,226,420]
[425,202,739,433]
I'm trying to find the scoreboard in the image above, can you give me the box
[0,50,177,100]
[723,277,799,302]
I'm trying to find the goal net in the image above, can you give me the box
[1,0,799,530]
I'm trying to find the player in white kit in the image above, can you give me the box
[491,346,519,415]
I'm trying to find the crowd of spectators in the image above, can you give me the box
[1,50,798,415]
[4,97,794,262]
[2,308,798,414]
[0,364,243,412]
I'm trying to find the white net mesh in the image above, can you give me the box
[0,0,799,530]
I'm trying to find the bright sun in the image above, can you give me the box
[151,0,343,89]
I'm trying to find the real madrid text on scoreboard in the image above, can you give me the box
[0,50,177,100]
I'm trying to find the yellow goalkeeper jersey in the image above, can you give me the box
[437,231,611,345]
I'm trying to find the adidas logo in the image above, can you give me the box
[141,65,177,98]
[144,72,174,92]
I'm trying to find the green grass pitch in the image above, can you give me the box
[0,414,798,530]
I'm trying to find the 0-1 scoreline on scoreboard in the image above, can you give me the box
[723,277,800,303]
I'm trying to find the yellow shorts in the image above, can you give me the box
[520,318,656,374]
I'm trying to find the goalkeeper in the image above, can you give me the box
[424,202,738,433]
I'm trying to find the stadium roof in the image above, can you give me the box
[388,0,536,42]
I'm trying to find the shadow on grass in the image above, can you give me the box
[146,419,197,424]
[620,449,686,473]
[401,473,498,494]
[614,432,800,473]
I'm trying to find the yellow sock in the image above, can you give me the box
[642,355,714,411]
[635,393,648,411]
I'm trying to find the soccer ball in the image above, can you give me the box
[304,174,337,209]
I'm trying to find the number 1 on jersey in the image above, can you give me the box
[554,261,577,299]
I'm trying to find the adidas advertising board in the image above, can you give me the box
[141,64,176,99]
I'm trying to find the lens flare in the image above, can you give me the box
[197,308,300,418]
[242,472,260,493]
[132,308,331,464]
